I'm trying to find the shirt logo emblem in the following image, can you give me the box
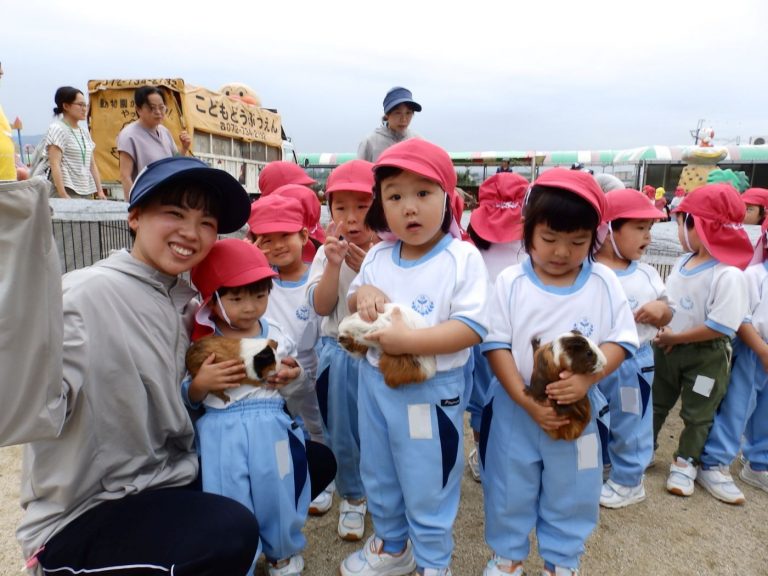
[573,317,595,338]
[412,294,435,316]
[680,296,694,311]
[296,305,310,321]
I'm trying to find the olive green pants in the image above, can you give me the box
[652,338,732,463]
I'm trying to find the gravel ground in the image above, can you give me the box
[1,405,766,575]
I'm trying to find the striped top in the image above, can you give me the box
[43,119,96,195]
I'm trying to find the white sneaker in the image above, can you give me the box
[483,556,525,576]
[600,478,646,508]
[268,554,304,576]
[666,457,697,497]
[419,569,453,576]
[338,498,367,541]
[340,535,416,576]
[468,448,481,483]
[740,462,768,493]
[308,481,334,516]
[541,569,579,576]
[697,465,746,504]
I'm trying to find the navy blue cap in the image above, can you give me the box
[128,157,250,234]
[383,86,422,114]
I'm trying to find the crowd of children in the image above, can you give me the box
[4,135,768,575]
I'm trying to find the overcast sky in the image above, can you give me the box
[3,0,767,154]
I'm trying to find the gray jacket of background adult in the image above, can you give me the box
[357,125,418,162]
[0,178,199,559]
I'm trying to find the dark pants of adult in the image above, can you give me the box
[37,442,336,575]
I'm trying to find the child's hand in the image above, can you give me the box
[253,235,271,257]
[344,242,369,273]
[545,371,593,405]
[653,326,676,353]
[190,353,247,402]
[324,221,349,267]
[355,285,390,323]
[757,349,768,373]
[523,397,570,432]
[267,356,301,387]
[634,300,670,327]
[365,307,412,355]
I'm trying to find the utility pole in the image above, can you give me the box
[689,119,705,145]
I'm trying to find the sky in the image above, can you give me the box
[3,0,767,154]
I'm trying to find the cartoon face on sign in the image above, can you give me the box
[220,83,261,107]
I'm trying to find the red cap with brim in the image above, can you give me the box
[532,168,606,221]
[604,188,667,222]
[248,194,306,236]
[470,172,528,243]
[258,162,316,197]
[326,160,375,196]
[672,183,752,269]
[742,188,768,209]
[274,184,326,245]
[191,239,277,302]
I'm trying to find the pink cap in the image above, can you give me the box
[191,239,276,301]
[672,183,752,269]
[248,194,305,236]
[532,168,606,221]
[469,172,528,243]
[258,162,316,197]
[326,160,375,197]
[604,188,667,222]
[741,187,768,209]
[274,184,326,246]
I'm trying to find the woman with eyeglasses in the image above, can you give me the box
[117,86,191,200]
[42,86,105,199]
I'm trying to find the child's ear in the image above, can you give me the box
[300,228,309,246]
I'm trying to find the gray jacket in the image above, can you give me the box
[357,125,418,162]
[1,179,199,558]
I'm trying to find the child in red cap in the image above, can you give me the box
[340,139,489,576]
[700,216,768,502]
[464,172,529,482]
[595,189,673,509]
[741,187,768,226]
[653,183,751,501]
[481,168,637,576]
[249,195,327,498]
[258,160,316,197]
[308,159,376,540]
[188,238,311,576]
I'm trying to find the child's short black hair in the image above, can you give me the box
[218,278,273,297]
[467,223,491,251]
[610,218,630,231]
[129,181,222,239]
[676,212,695,229]
[523,185,600,259]
[365,166,452,234]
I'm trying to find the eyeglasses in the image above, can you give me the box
[144,104,167,113]
[71,102,88,108]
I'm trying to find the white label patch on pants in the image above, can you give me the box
[408,404,433,440]
[275,439,291,479]
[576,433,598,470]
[620,386,640,415]
[693,375,716,398]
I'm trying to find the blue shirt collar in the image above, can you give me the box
[522,255,592,294]
[392,233,452,268]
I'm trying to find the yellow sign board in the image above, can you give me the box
[87,78,282,183]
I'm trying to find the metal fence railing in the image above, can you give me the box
[52,220,133,274]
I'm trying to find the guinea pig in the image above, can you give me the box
[525,330,607,441]
[338,303,437,388]
[185,336,279,403]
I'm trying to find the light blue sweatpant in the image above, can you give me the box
[467,344,492,433]
[481,380,606,570]
[358,360,467,570]
[317,337,366,499]
[196,398,309,563]
[598,343,654,486]
[701,338,768,471]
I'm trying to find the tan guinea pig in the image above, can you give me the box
[186,336,279,403]
[525,330,606,441]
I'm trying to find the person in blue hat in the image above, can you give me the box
[357,86,422,162]
[2,157,263,575]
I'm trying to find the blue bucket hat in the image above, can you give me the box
[383,86,422,114]
[128,157,251,234]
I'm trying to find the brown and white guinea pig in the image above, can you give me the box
[525,330,607,441]
[338,303,437,388]
[185,336,280,403]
